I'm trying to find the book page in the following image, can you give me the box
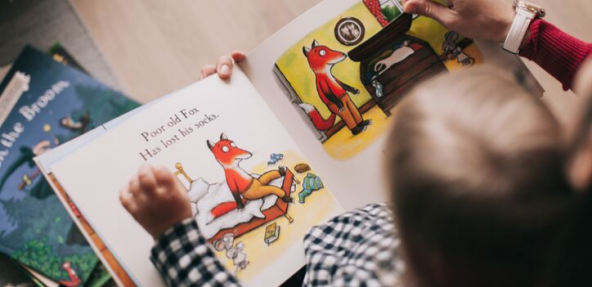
[241,0,543,210]
[47,69,343,287]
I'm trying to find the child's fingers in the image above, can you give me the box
[153,165,177,193]
[216,56,234,79]
[129,175,141,195]
[199,65,217,80]
[138,165,158,195]
[119,187,137,213]
[231,51,247,63]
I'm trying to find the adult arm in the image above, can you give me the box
[520,19,592,90]
[402,0,592,91]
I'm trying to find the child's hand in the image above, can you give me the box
[120,165,192,240]
[402,0,515,43]
[199,51,247,80]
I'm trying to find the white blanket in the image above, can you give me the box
[187,175,291,239]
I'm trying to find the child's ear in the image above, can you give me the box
[568,142,592,193]
[565,94,592,193]
[303,46,311,57]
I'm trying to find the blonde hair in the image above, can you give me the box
[386,66,580,287]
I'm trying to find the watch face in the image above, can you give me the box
[516,1,546,18]
[334,17,365,46]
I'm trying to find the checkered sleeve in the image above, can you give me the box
[302,203,405,287]
[150,218,243,287]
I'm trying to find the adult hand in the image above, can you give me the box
[402,0,516,43]
[199,51,247,80]
[120,165,192,240]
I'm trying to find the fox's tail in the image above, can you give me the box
[210,198,247,218]
[298,103,336,131]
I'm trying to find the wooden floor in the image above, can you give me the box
[71,0,592,123]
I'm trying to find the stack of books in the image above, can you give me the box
[0,44,139,287]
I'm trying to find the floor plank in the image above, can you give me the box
[71,0,591,122]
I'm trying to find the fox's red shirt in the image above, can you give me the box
[224,169,253,193]
[316,73,346,105]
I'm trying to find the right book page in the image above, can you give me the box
[241,0,543,210]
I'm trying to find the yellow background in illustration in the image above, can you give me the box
[200,151,341,283]
[276,2,483,160]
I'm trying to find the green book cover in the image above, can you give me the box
[0,46,139,286]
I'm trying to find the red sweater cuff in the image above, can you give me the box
[519,19,592,91]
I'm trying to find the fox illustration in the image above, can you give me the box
[302,40,371,135]
[207,133,292,209]
[58,262,81,287]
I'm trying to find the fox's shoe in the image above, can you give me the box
[360,119,372,127]
[351,119,372,135]
[278,166,288,177]
[351,125,365,135]
[281,195,293,203]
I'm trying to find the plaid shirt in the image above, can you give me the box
[151,203,404,286]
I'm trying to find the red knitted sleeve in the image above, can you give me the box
[519,19,592,91]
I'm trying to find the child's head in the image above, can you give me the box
[386,66,588,287]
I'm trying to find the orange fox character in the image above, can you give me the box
[58,261,81,287]
[301,40,371,135]
[207,133,292,209]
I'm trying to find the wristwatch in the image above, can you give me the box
[503,0,546,54]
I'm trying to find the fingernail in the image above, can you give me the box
[220,64,230,76]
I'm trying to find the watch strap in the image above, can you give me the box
[503,8,536,54]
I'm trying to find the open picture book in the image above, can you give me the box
[35,0,543,286]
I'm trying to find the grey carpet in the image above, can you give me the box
[0,0,119,88]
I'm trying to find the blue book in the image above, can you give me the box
[0,46,139,286]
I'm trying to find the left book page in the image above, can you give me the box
[0,46,139,285]
[41,69,343,287]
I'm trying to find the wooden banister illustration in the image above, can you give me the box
[174,162,193,184]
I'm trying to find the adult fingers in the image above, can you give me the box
[199,65,216,80]
[403,0,456,28]
[216,56,234,80]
